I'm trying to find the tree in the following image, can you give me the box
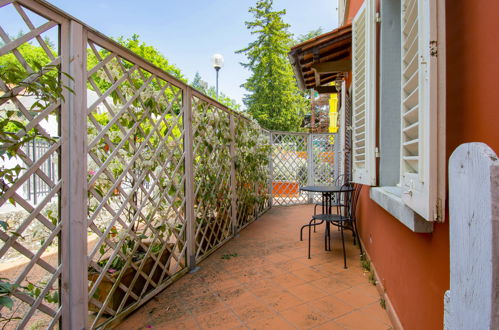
[295,27,324,44]
[115,34,185,81]
[191,71,241,111]
[236,0,307,131]
[293,28,325,132]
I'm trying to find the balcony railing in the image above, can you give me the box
[0,1,338,329]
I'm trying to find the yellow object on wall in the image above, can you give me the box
[329,93,338,133]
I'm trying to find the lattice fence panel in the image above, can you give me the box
[256,129,272,215]
[0,2,64,329]
[191,96,232,261]
[310,134,337,203]
[234,119,270,230]
[271,133,308,206]
[85,35,187,328]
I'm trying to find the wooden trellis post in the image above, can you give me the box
[229,115,238,234]
[60,20,88,329]
[183,87,196,271]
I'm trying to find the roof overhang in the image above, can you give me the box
[288,24,352,92]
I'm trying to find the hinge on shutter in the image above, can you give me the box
[433,198,443,221]
[375,12,381,23]
[430,40,438,57]
[375,147,380,158]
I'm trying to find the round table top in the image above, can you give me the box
[299,185,354,193]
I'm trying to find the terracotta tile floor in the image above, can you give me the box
[120,205,392,330]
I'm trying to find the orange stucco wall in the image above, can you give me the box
[347,0,499,329]
[446,1,499,154]
[357,195,449,330]
[345,0,365,23]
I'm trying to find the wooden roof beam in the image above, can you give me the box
[311,59,351,73]
[315,85,338,94]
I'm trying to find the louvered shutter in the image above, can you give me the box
[400,0,440,220]
[351,2,376,186]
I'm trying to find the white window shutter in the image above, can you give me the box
[351,1,376,186]
[400,0,440,220]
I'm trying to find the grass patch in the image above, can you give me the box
[360,253,377,286]
[360,253,371,272]
[221,253,238,260]
[380,297,386,310]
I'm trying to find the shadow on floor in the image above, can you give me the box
[119,205,392,330]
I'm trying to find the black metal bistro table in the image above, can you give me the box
[299,185,355,254]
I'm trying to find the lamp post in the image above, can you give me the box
[211,53,224,100]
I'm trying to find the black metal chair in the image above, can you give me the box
[299,175,347,240]
[312,174,346,215]
[306,183,363,268]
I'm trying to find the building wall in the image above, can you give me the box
[349,0,499,329]
[345,0,365,23]
[446,1,499,154]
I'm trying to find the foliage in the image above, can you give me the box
[236,0,307,131]
[116,34,184,81]
[0,39,56,70]
[191,72,241,111]
[380,297,386,310]
[0,279,18,310]
[87,86,184,273]
[86,34,184,83]
[192,102,232,230]
[235,118,270,224]
[0,40,69,325]
[295,27,324,45]
[360,253,377,285]
[0,62,69,202]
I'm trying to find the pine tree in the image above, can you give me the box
[236,0,307,131]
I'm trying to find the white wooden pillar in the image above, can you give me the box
[60,20,88,329]
[445,142,499,330]
[183,87,196,271]
[339,81,346,178]
[306,134,313,203]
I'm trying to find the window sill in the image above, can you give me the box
[369,187,433,233]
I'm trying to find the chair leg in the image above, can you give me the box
[324,222,327,251]
[300,224,305,241]
[328,223,332,251]
[308,220,312,259]
[340,225,347,269]
[353,220,363,255]
[301,219,321,241]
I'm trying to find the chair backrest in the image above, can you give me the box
[334,174,346,187]
[336,182,353,218]
[350,183,362,220]
[336,182,362,220]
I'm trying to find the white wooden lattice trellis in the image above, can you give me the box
[0,2,65,328]
[270,132,338,206]
[85,32,189,327]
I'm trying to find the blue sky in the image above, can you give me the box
[5,0,339,106]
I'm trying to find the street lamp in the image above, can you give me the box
[211,53,224,100]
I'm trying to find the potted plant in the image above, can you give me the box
[88,237,174,314]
